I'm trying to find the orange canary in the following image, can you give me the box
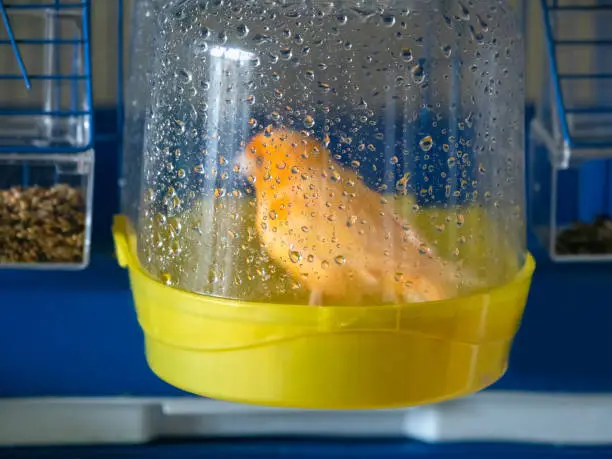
[241,128,462,306]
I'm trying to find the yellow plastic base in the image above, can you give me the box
[113,215,534,409]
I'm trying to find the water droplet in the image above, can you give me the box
[411,64,425,84]
[305,69,315,80]
[169,240,182,256]
[236,24,249,37]
[177,169,186,179]
[321,260,330,269]
[478,163,486,174]
[344,41,353,50]
[200,27,212,39]
[381,14,396,27]
[269,52,279,64]
[218,30,228,44]
[282,28,292,38]
[390,156,399,165]
[469,25,485,43]
[477,14,489,32]
[194,40,209,55]
[419,135,433,152]
[176,69,193,84]
[301,225,310,233]
[168,217,183,238]
[161,272,172,286]
[249,56,261,67]
[334,255,346,265]
[269,210,278,220]
[253,34,272,45]
[174,120,186,135]
[402,48,414,62]
[271,111,281,121]
[336,14,348,25]
[155,213,167,226]
[248,118,258,128]
[280,47,293,60]
[465,112,474,128]
[303,114,315,128]
[347,215,358,227]
[441,45,452,58]
[458,1,470,20]
[289,250,302,263]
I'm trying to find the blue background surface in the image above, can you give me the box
[1,108,612,397]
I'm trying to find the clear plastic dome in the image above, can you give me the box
[128,0,526,306]
[120,0,169,225]
[115,0,533,409]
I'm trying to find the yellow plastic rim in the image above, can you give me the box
[114,214,534,409]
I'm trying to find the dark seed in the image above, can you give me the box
[556,215,612,255]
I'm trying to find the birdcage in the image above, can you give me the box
[0,0,93,268]
[530,0,612,261]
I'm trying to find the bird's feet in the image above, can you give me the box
[308,289,323,306]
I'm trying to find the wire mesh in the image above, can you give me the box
[0,0,93,154]
[541,0,612,156]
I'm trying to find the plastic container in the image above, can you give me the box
[114,0,534,409]
[0,151,93,267]
[0,1,93,268]
[119,0,167,226]
[530,1,612,261]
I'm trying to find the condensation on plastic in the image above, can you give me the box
[120,0,170,225]
[126,0,526,307]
